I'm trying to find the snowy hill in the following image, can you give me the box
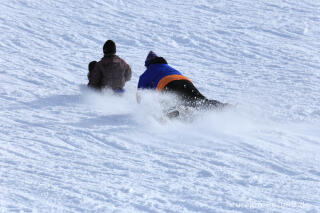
[1,0,320,212]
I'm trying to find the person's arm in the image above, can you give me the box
[88,64,102,90]
[125,63,132,82]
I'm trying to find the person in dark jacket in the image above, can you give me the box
[88,40,132,92]
[137,51,227,110]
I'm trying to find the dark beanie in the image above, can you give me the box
[103,40,116,55]
[145,51,158,67]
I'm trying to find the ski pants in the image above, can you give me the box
[162,80,224,109]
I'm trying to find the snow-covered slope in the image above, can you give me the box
[1,0,320,212]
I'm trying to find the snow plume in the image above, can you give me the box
[81,84,318,144]
[81,86,137,115]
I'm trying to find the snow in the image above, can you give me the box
[1,0,320,212]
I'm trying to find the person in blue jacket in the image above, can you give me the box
[137,51,227,110]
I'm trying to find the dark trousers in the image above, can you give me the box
[163,80,224,109]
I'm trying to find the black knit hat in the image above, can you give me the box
[145,51,158,67]
[103,40,116,55]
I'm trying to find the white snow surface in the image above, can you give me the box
[1,0,320,212]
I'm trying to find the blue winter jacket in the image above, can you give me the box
[138,64,189,90]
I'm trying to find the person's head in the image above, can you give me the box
[88,61,97,72]
[145,51,158,67]
[103,40,116,56]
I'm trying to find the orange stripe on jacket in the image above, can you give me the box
[156,74,191,91]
